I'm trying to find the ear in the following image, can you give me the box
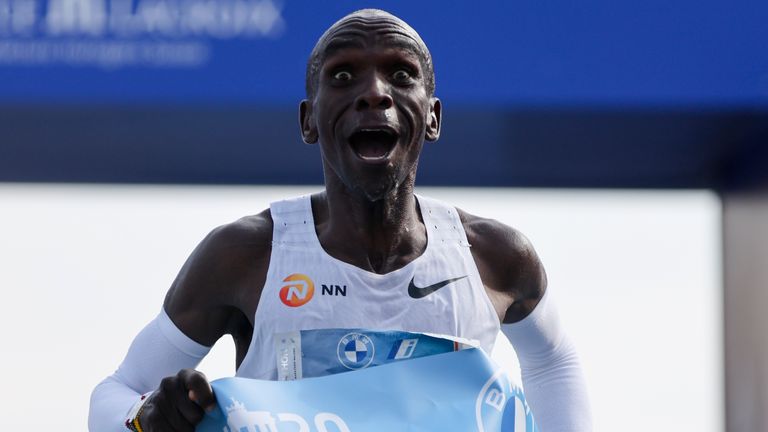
[299,99,318,144]
[425,97,442,142]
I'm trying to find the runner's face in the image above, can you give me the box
[301,17,440,201]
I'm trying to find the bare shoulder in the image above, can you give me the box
[202,209,274,253]
[457,208,547,323]
[163,209,274,345]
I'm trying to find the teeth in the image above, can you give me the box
[359,128,392,134]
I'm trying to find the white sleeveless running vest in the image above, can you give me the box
[235,194,500,379]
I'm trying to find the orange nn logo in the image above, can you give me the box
[279,273,315,307]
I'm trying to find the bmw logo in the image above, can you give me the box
[337,332,375,370]
[476,370,538,432]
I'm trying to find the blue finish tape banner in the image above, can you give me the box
[197,348,538,432]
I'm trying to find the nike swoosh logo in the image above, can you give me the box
[408,275,468,299]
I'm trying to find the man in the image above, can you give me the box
[90,9,591,431]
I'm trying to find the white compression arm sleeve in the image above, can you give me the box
[88,309,211,431]
[501,289,592,432]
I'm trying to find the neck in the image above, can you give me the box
[313,176,427,274]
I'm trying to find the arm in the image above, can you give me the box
[460,210,592,431]
[88,310,213,431]
[501,289,592,432]
[89,213,272,431]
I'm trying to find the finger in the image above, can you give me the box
[154,400,194,432]
[170,375,207,426]
[151,381,196,432]
[180,369,217,411]
[176,394,206,425]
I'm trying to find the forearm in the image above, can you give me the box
[501,289,592,432]
[88,309,210,431]
[89,376,145,432]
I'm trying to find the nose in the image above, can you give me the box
[355,73,394,111]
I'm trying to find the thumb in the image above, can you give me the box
[180,369,217,412]
[188,388,217,413]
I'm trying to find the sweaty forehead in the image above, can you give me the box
[316,14,429,62]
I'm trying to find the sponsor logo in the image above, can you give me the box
[279,273,314,307]
[3,0,284,38]
[0,0,285,68]
[321,284,347,297]
[475,370,538,432]
[407,275,467,299]
[337,332,375,370]
[387,338,419,360]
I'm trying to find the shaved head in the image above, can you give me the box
[305,9,435,98]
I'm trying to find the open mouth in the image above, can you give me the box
[348,128,398,162]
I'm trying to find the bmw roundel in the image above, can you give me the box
[337,332,375,370]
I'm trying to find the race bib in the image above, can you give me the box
[196,348,538,432]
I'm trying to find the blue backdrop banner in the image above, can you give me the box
[197,348,538,432]
[1,0,766,106]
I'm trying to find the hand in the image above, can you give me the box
[138,369,217,432]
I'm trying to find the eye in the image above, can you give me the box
[333,70,352,81]
[392,69,411,81]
